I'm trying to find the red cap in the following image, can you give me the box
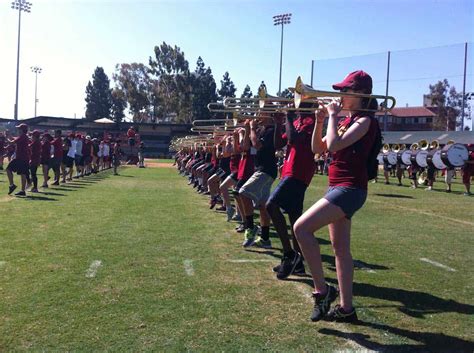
[16,123,28,132]
[32,130,41,137]
[332,70,373,93]
[69,133,75,138]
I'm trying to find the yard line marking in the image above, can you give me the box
[368,199,474,227]
[85,260,102,278]
[420,258,456,272]
[227,259,274,263]
[183,259,194,276]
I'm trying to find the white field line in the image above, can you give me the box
[227,259,274,263]
[85,260,102,278]
[368,199,474,227]
[183,259,194,276]
[353,261,376,274]
[420,257,456,272]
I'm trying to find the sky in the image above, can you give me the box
[1,0,473,128]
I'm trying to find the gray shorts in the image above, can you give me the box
[324,186,367,220]
[239,171,275,207]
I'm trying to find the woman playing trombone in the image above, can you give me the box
[294,70,380,323]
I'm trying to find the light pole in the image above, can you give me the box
[11,0,32,120]
[31,66,41,117]
[273,13,291,96]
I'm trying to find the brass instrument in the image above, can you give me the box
[382,143,390,153]
[294,76,396,111]
[392,144,400,152]
[429,140,439,150]
[410,143,419,151]
[419,139,429,151]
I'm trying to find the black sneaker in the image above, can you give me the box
[8,184,17,195]
[276,252,301,280]
[14,191,26,197]
[273,257,305,275]
[327,304,358,323]
[311,285,339,322]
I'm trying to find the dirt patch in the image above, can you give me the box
[146,162,174,169]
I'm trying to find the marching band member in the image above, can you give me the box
[266,109,316,279]
[6,123,30,196]
[29,130,42,193]
[462,144,474,196]
[294,70,379,323]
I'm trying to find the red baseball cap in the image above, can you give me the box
[32,130,41,137]
[332,70,373,93]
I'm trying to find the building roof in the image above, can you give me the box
[376,106,436,117]
[382,131,473,145]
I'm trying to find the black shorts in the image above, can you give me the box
[268,177,308,215]
[83,156,92,165]
[64,156,75,168]
[7,159,29,175]
[75,155,84,167]
[216,168,230,179]
[41,158,50,166]
[427,166,436,180]
[49,157,61,170]
[203,163,215,174]
[383,163,391,172]
[128,138,135,147]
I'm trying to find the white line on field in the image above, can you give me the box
[85,260,102,278]
[227,259,274,263]
[420,258,456,272]
[353,260,376,273]
[183,259,194,276]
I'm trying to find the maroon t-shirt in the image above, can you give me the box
[0,136,5,153]
[237,151,255,180]
[41,141,51,161]
[51,137,63,159]
[29,140,41,166]
[230,154,241,174]
[82,140,92,156]
[14,133,30,162]
[281,116,316,186]
[328,115,378,190]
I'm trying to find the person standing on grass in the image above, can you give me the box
[219,132,242,222]
[0,132,5,170]
[238,115,277,248]
[73,134,84,178]
[462,144,474,196]
[50,129,63,186]
[6,123,30,196]
[64,133,76,182]
[294,71,380,323]
[29,130,42,193]
[83,136,93,176]
[266,109,316,279]
[112,140,123,175]
[40,133,52,188]
[138,141,145,168]
[103,140,110,170]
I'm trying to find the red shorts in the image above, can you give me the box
[462,170,472,184]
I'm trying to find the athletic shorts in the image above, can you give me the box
[463,170,472,184]
[324,186,367,220]
[239,171,275,207]
[49,157,61,170]
[215,168,230,180]
[203,163,215,174]
[64,156,75,168]
[234,177,250,194]
[229,171,239,182]
[383,163,391,172]
[83,156,92,165]
[268,177,308,215]
[75,155,84,167]
[7,159,29,175]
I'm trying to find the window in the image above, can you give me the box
[406,118,413,124]
[414,118,419,124]
[427,117,433,123]
[419,117,426,124]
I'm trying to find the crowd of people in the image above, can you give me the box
[0,123,125,196]
[174,70,383,323]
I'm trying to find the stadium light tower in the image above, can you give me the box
[31,66,41,117]
[273,13,292,96]
[11,0,33,120]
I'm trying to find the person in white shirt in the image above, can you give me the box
[102,141,110,170]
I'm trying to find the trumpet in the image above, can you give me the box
[294,76,396,111]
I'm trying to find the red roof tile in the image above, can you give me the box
[376,106,436,118]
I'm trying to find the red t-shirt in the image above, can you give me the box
[0,136,5,153]
[281,116,316,186]
[466,151,474,174]
[328,115,378,190]
[29,140,41,166]
[127,129,136,138]
[82,140,92,156]
[237,151,255,180]
[230,154,241,173]
[51,137,63,159]
[41,141,51,161]
[14,133,30,162]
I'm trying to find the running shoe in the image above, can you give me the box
[326,304,358,323]
[310,285,338,322]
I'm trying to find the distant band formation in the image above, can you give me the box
[173,71,473,323]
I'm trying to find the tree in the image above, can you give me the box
[428,79,463,131]
[279,88,294,99]
[241,85,253,99]
[110,88,126,123]
[217,72,236,100]
[113,63,153,122]
[149,42,192,123]
[85,67,112,120]
[190,56,217,121]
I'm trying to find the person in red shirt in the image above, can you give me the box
[294,70,379,323]
[50,129,64,185]
[41,133,53,188]
[29,130,42,192]
[462,144,474,196]
[127,126,136,154]
[0,132,5,170]
[266,109,316,279]
[6,123,30,196]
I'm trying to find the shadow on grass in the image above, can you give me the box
[319,321,474,352]
[39,191,65,197]
[374,193,414,199]
[51,187,78,192]
[431,189,464,195]
[23,195,57,201]
[116,175,134,178]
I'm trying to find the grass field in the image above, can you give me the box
[0,164,473,352]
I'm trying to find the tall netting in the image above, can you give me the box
[312,43,473,130]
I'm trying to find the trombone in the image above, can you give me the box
[294,76,396,112]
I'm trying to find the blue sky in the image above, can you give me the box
[1,0,473,128]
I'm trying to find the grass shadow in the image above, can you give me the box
[374,193,414,199]
[38,191,65,197]
[23,195,57,202]
[319,321,474,352]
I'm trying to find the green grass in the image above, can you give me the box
[0,166,472,352]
